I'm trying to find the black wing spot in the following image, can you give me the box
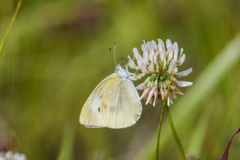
[98,107,100,112]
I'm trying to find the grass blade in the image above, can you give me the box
[58,119,75,160]
[0,0,22,56]
[165,104,186,160]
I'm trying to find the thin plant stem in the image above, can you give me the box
[0,0,22,56]
[156,100,166,159]
[156,66,175,160]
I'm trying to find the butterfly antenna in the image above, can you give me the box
[120,57,128,66]
[114,41,116,66]
[109,47,116,67]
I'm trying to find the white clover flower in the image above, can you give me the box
[0,151,27,160]
[128,39,193,106]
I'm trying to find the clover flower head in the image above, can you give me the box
[127,39,193,106]
[185,154,200,160]
[0,151,27,160]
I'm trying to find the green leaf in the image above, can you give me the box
[221,128,240,160]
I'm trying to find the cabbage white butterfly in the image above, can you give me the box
[79,44,142,129]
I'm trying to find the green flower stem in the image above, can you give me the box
[156,99,166,160]
[165,103,186,160]
[156,66,175,160]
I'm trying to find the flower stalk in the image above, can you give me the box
[156,66,175,160]
[156,66,186,160]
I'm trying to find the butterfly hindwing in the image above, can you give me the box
[100,74,142,129]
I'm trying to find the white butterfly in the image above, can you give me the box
[79,64,142,129]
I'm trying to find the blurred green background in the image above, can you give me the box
[0,0,240,159]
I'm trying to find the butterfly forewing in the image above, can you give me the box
[100,74,142,129]
[79,73,116,128]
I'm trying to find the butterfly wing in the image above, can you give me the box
[79,73,116,128]
[100,75,142,129]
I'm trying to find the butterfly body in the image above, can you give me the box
[115,64,129,79]
[80,64,142,129]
